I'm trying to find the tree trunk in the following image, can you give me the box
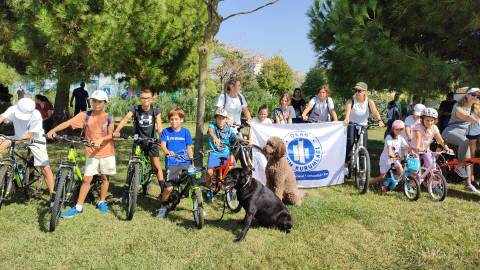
[53,74,71,124]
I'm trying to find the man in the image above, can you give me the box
[70,82,90,115]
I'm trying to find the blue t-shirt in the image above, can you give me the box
[161,127,192,166]
[208,122,237,155]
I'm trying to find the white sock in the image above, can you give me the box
[75,204,83,212]
[98,200,105,206]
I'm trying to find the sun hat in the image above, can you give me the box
[90,90,109,102]
[14,98,36,120]
[354,82,368,91]
[413,104,426,116]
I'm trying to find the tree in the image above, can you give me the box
[194,0,279,156]
[257,56,294,97]
[301,65,327,98]
[308,0,480,97]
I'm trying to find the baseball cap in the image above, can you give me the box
[467,88,479,95]
[354,82,368,91]
[90,90,109,102]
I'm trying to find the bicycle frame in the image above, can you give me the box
[211,155,235,191]
[127,144,154,187]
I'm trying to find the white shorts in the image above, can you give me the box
[379,159,402,174]
[29,144,49,167]
[84,156,116,176]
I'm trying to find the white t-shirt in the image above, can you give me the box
[379,134,409,164]
[308,96,334,122]
[251,117,273,124]
[402,115,419,141]
[350,98,370,126]
[1,106,46,144]
[468,111,480,136]
[215,93,247,124]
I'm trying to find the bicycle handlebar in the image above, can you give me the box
[0,134,46,145]
[52,135,92,147]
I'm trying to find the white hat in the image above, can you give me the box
[214,108,229,118]
[467,88,480,95]
[14,98,36,120]
[413,104,426,116]
[90,90,108,102]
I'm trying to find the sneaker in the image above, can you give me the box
[464,184,480,193]
[454,167,468,178]
[156,207,168,218]
[97,202,109,214]
[205,189,214,203]
[62,207,82,218]
[472,181,480,190]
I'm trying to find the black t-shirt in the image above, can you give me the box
[73,87,89,107]
[129,105,159,138]
[291,98,306,118]
[438,100,456,119]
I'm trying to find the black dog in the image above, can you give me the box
[225,167,293,242]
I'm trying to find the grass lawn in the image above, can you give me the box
[1,124,480,269]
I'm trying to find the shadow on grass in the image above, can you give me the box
[445,186,480,202]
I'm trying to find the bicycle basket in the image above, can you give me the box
[406,157,420,173]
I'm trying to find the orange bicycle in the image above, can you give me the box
[208,153,242,214]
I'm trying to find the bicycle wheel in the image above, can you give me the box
[403,175,421,201]
[428,173,448,201]
[225,189,242,213]
[354,146,370,194]
[0,165,12,209]
[50,169,71,232]
[126,163,141,221]
[23,162,44,199]
[192,188,205,229]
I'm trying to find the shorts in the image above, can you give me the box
[207,152,233,168]
[84,156,116,176]
[467,134,480,140]
[139,142,160,158]
[379,159,401,174]
[29,144,49,167]
[165,165,189,187]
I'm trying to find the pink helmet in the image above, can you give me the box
[392,120,405,130]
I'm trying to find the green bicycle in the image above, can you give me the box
[0,135,45,209]
[122,135,160,220]
[49,135,100,232]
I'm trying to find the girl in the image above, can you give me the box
[301,84,338,123]
[291,88,306,123]
[273,94,295,125]
[403,103,426,144]
[249,105,273,144]
[467,97,480,180]
[371,120,409,190]
[413,108,450,175]
[442,88,480,192]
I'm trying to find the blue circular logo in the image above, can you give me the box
[283,131,323,172]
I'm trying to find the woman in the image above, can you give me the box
[343,82,385,173]
[291,88,306,123]
[301,84,338,122]
[273,94,295,125]
[215,77,252,125]
[442,88,480,192]
[35,94,54,132]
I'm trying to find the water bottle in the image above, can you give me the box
[18,164,25,181]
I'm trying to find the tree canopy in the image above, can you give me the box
[257,55,294,97]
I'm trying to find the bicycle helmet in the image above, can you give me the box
[214,108,229,118]
[422,108,438,119]
[413,104,426,116]
[391,120,405,130]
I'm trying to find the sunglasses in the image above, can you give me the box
[470,94,479,98]
[355,89,366,93]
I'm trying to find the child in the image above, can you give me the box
[403,104,425,144]
[0,98,54,195]
[157,108,193,218]
[205,108,237,202]
[249,105,273,144]
[412,108,449,177]
[273,94,295,125]
[113,88,164,202]
[47,90,115,217]
[370,120,409,190]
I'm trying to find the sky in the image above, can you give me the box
[217,0,317,74]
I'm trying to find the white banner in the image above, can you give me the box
[251,122,347,188]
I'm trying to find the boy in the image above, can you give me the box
[113,88,164,202]
[47,90,115,217]
[157,108,193,217]
[0,98,54,196]
[205,108,237,202]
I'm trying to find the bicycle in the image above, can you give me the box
[161,153,206,229]
[230,120,259,170]
[382,153,421,201]
[121,135,160,221]
[417,150,448,201]
[0,135,46,209]
[345,123,375,194]
[49,135,100,232]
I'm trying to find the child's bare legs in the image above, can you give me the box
[370,174,386,186]
[151,156,164,184]
[206,168,214,187]
[469,138,477,180]
[76,176,94,205]
[0,140,11,157]
[99,175,109,202]
[40,165,54,193]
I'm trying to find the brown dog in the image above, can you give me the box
[263,136,303,206]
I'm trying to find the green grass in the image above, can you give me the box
[1,126,480,269]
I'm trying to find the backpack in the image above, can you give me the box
[132,105,159,137]
[81,111,113,137]
[222,92,245,108]
[310,96,333,122]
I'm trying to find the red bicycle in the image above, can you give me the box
[209,153,242,214]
